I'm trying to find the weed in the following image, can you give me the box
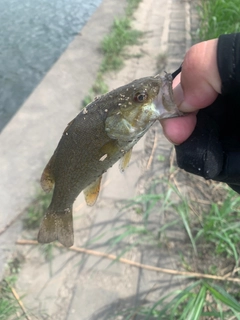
[157,154,166,162]
[0,278,19,319]
[195,189,240,267]
[146,281,240,319]
[82,74,108,107]
[198,0,240,40]
[82,0,143,107]
[126,0,142,17]
[100,18,143,73]
[0,270,22,319]
[103,280,240,319]
[101,176,240,318]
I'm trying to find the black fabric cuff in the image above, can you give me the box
[217,33,240,96]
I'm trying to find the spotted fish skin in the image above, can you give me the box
[38,73,182,247]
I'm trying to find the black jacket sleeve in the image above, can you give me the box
[217,33,240,96]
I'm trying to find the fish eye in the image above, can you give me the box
[134,92,148,103]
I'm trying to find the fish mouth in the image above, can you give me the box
[153,73,183,119]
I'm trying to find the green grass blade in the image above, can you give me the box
[174,200,197,255]
[204,282,240,312]
[231,308,240,319]
[186,285,206,320]
[154,281,202,319]
[209,231,239,265]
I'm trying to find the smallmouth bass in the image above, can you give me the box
[38,73,182,247]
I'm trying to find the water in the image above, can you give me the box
[0,0,102,132]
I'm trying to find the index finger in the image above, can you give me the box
[176,39,221,112]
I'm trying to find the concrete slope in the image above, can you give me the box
[0,0,127,279]
[10,0,197,319]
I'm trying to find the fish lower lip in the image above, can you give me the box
[154,73,183,119]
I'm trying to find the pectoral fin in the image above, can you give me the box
[119,148,132,172]
[105,115,137,141]
[40,154,56,192]
[84,176,102,206]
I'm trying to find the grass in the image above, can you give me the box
[125,281,240,319]
[103,178,240,319]
[107,183,198,255]
[198,0,240,40]
[82,0,143,108]
[195,189,240,267]
[100,17,142,73]
[0,263,23,320]
[125,0,142,16]
[110,180,240,270]
[0,277,20,320]
[82,74,108,106]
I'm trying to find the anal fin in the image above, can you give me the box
[84,176,102,206]
[38,206,74,247]
[119,148,132,172]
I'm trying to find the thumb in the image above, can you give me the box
[175,39,222,113]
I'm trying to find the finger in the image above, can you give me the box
[176,39,221,113]
[160,112,197,145]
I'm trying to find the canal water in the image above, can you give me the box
[0,0,102,132]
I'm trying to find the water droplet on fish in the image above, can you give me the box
[105,109,108,112]
[99,154,108,161]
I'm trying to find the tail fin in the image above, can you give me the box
[38,207,74,247]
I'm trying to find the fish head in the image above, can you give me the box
[105,73,183,141]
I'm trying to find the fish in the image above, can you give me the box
[38,73,182,247]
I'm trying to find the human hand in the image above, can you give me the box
[161,39,221,145]
[160,34,240,193]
